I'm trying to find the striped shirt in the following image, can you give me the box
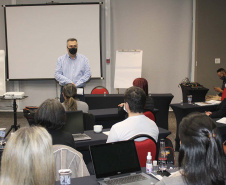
[55,53,91,87]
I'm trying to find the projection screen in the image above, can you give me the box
[4,3,102,80]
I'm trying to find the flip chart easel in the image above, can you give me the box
[114,50,143,92]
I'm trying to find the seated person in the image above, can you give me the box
[118,77,155,118]
[214,68,226,96]
[35,98,76,149]
[133,78,155,111]
[107,86,159,143]
[62,83,89,113]
[0,126,55,185]
[205,98,226,118]
[156,113,226,185]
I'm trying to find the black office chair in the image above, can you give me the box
[83,113,95,131]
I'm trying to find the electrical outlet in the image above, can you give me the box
[215,58,220,64]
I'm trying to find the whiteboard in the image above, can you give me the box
[114,50,143,88]
[5,4,101,79]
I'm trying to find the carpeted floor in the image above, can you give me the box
[0,111,179,166]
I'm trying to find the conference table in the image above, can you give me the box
[89,108,123,129]
[74,128,171,148]
[55,167,159,185]
[170,103,219,151]
[55,165,177,185]
[85,93,174,130]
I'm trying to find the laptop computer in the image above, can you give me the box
[90,140,159,185]
[63,111,91,141]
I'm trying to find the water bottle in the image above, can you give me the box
[146,152,152,174]
[158,139,167,171]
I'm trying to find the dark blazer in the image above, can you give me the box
[210,99,226,118]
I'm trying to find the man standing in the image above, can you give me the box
[214,68,226,96]
[107,86,159,143]
[55,38,91,102]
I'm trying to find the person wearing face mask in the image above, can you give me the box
[214,68,226,97]
[55,38,91,102]
[107,86,159,143]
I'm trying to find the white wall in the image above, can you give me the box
[111,0,193,103]
[0,0,193,111]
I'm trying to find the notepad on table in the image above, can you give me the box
[216,117,226,124]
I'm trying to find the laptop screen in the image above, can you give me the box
[90,140,141,179]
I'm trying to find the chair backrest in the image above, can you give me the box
[91,86,109,94]
[144,111,155,122]
[129,134,157,167]
[83,112,95,130]
[221,88,226,101]
[63,111,84,134]
[53,145,90,181]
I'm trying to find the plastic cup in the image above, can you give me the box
[187,95,192,104]
[59,169,72,185]
[94,125,103,133]
[152,160,158,172]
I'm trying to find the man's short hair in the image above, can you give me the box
[124,86,146,113]
[66,38,77,45]
[217,68,225,73]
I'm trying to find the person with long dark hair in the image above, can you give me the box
[156,113,226,185]
[62,83,89,113]
[133,78,154,111]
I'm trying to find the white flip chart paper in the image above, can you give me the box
[114,50,143,89]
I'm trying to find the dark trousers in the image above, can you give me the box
[60,86,85,103]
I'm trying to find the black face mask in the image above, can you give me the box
[220,76,226,81]
[68,48,77,55]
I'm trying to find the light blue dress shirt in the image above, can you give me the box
[55,53,91,87]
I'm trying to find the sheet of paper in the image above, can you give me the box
[205,100,221,105]
[77,88,84,95]
[114,50,143,88]
[150,172,162,181]
[194,102,212,106]
[195,100,221,106]
[216,117,226,124]
[0,50,6,96]
[103,131,109,136]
